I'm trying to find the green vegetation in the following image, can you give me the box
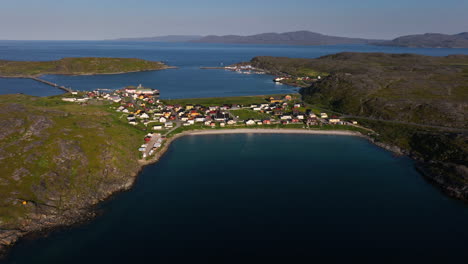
[230,109,271,120]
[0,57,169,77]
[0,94,144,229]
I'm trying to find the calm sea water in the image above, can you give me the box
[3,134,468,263]
[1,41,468,98]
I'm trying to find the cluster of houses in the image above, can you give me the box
[138,133,164,159]
[61,84,160,104]
[151,103,237,129]
[224,64,265,75]
[62,85,357,131]
[274,75,321,83]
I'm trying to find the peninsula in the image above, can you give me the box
[0,90,368,256]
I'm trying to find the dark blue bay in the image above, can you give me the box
[3,134,468,263]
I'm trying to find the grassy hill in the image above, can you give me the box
[0,57,169,77]
[0,94,144,252]
[247,53,468,200]
[249,53,468,128]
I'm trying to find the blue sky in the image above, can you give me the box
[1,0,467,40]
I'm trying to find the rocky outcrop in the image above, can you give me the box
[0,94,143,256]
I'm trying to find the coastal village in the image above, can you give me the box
[61,83,360,160]
[221,64,320,86]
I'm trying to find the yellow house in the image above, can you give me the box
[186,104,194,110]
[269,97,283,103]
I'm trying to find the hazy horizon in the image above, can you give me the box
[1,0,467,41]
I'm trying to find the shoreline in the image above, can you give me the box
[138,128,368,166]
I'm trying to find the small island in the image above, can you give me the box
[0,57,172,77]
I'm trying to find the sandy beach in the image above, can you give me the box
[139,128,364,165]
[186,128,362,136]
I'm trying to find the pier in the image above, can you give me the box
[0,75,73,93]
[29,77,73,93]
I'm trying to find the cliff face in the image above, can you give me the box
[248,53,468,200]
[0,95,144,254]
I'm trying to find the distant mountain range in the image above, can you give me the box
[113,35,202,42]
[191,31,382,45]
[109,31,468,48]
[376,32,468,48]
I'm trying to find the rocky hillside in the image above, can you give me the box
[0,95,144,254]
[248,53,468,200]
[0,57,169,77]
[375,32,468,48]
[250,53,468,128]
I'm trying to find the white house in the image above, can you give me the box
[140,113,150,119]
[159,117,167,123]
[320,113,328,119]
[280,115,292,120]
[245,120,256,125]
[153,125,163,130]
[195,117,205,122]
[164,122,174,128]
[329,118,341,124]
